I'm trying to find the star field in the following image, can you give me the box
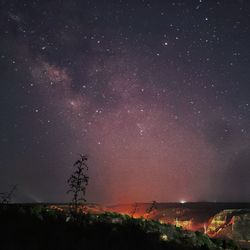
[0,0,250,203]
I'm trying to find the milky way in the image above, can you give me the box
[0,0,250,203]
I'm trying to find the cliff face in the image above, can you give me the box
[207,209,250,247]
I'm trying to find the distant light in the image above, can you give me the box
[179,200,186,204]
[160,234,168,241]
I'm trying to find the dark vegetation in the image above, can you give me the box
[0,205,241,250]
[0,185,17,204]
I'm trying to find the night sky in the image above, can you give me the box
[0,0,250,204]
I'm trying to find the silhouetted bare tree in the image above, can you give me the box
[0,185,17,204]
[146,200,157,219]
[130,202,138,218]
[67,155,89,213]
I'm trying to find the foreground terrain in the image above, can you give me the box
[50,202,250,249]
[108,202,250,246]
[0,204,245,250]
